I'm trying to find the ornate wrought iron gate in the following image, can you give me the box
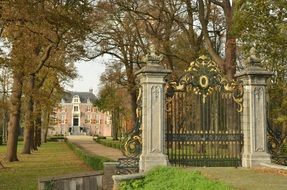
[166,56,243,167]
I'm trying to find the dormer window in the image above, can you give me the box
[73,95,80,103]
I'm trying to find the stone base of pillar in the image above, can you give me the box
[242,152,271,167]
[139,153,169,172]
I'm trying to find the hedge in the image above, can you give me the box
[66,141,111,170]
[47,136,66,142]
[93,138,122,150]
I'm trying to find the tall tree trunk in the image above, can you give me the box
[41,110,50,143]
[198,0,237,79]
[41,129,46,143]
[6,71,24,162]
[34,100,42,148]
[1,79,8,144]
[225,37,236,79]
[22,75,35,154]
[198,0,225,72]
[30,126,35,151]
[111,110,119,140]
[36,127,41,147]
[223,1,236,79]
[22,126,33,153]
[129,88,137,129]
[125,65,137,129]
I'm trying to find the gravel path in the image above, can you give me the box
[66,135,123,161]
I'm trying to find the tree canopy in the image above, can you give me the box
[0,0,94,161]
[1,0,286,161]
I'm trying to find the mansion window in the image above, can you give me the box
[74,106,79,112]
[106,116,111,124]
[73,95,80,103]
[87,106,91,112]
[53,118,57,124]
[61,106,66,112]
[96,114,100,124]
[61,114,66,124]
[85,115,91,123]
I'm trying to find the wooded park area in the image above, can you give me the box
[0,0,286,163]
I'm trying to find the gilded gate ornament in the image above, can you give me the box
[117,86,142,174]
[167,55,243,112]
[267,122,287,166]
[121,86,142,158]
[165,56,244,167]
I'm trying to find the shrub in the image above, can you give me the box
[120,166,235,190]
[93,138,122,150]
[93,135,106,140]
[66,141,111,170]
[47,135,66,142]
[120,178,145,190]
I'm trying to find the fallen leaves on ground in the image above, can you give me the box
[254,167,287,177]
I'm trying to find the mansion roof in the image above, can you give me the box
[62,91,96,103]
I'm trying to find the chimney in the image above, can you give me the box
[89,88,93,93]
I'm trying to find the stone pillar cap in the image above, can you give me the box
[235,66,274,78]
[135,64,172,76]
[136,45,172,76]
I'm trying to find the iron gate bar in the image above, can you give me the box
[165,56,243,167]
[166,133,243,141]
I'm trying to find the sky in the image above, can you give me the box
[0,39,108,96]
[65,57,107,96]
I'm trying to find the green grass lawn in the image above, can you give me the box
[0,142,93,190]
[120,166,235,190]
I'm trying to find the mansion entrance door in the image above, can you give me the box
[73,116,79,126]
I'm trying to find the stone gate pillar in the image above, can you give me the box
[235,48,273,167]
[135,46,171,172]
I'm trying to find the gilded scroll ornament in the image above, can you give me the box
[136,87,142,118]
[166,55,243,112]
[122,86,142,158]
[199,75,209,88]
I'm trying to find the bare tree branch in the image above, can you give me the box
[210,0,224,8]
[30,44,54,76]
[198,0,225,71]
